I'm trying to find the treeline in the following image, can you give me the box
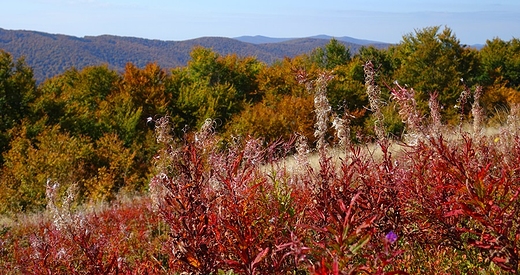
[0,26,519,214]
[0,28,370,82]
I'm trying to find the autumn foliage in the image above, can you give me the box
[1,26,520,274]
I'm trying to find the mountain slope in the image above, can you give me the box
[233,35,295,44]
[0,28,390,82]
[234,34,388,46]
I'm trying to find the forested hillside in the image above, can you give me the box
[0,25,519,214]
[0,28,383,82]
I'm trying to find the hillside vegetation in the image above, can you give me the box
[0,28,383,82]
[1,25,520,274]
[0,25,519,213]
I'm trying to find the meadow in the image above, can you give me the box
[1,60,520,275]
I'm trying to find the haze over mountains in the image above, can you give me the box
[233,35,385,45]
[0,28,391,82]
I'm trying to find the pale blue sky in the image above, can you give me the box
[2,0,519,45]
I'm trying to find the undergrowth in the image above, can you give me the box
[1,62,519,274]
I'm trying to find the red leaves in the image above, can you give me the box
[4,196,167,274]
[402,134,520,272]
[6,115,520,274]
[251,247,270,272]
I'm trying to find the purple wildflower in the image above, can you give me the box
[385,231,398,244]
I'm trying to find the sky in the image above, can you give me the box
[1,0,519,45]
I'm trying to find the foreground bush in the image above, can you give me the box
[2,116,519,274]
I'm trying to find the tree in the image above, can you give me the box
[0,125,94,213]
[477,38,520,117]
[392,26,479,122]
[479,38,520,89]
[119,62,171,119]
[170,47,263,131]
[225,55,316,142]
[0,50,37,161]
[356,45,395,84]
[226,93,315,143]
[30,64,155,204]
[33,65,120,139]
[256,56,308,97]
[310,38,351,70]
[326,58,368,128]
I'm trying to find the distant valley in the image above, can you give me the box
[0,28,390,82]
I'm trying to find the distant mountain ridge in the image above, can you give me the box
[234,34,386,46]
[0,28,391,82]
